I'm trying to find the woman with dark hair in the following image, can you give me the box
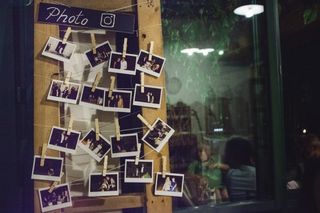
[223,137,256,201]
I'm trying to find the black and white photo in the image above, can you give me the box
[110,133,139,158]
[47,80,81,104]
[104,89,132,113]
[79,84,105,110]
[31,155,63,182]
[78,129,111,162]
[124,159,153,183]
[155,172,184,197]
[136,50,165,78]
[142,118,175,152]
[89,172,119,197]
[84,41,112,70]
[133,84,163,109]
[42,36,76,63]
[108,52,137,75]
[38,183,72,212]
[47,126,81,154]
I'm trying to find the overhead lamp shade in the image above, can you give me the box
[233,0,264,18]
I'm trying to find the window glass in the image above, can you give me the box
[161,0,273,209]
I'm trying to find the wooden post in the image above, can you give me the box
[137,0,173,213]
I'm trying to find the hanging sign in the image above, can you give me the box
[38,3,135,34]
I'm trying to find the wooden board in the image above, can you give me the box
[137,0,173,213]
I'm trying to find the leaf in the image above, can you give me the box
[303,8,318,25]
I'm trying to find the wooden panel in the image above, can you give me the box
[63,193,145,213]
[137,0,173,213]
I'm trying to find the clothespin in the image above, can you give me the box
[140,73,145,93]
[62,27,72,44]
[64,71,71,84]
[108,76,116,98]
[162,155,167,178]
[148,41,154,61]
[137,114,154,131]
[102,156,108,176]
[90,33,97,54]
[40,143,48,167]
[95,118,100,141]
[67,117,73,136]
[48,172,64,193]
[135,143,142,165]
[122,38,128,58]
[91,72,102,92]
[115,116,121,141]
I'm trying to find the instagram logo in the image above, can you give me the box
[100,13,116,28]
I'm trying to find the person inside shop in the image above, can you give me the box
[223,137,256,201]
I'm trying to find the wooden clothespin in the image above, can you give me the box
[62,27,72,44]
[162,155,167,178]
[122,38,128,58]
[64,71,71,84]
[40,143,48,167]
[108,76,116,98]
[140,73,145,93]
[95,118,100,141]
[102,156,108,176]
[90,33,97,54]
[67,117,73,136]
[91,72,102,92]
[148,41,154,61]
[137,114,154,131]
[115,116,121,141]
[135,143,142,165]
[48,172,64,193]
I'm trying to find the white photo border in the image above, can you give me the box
[154,172,184,197]
[47,80,81,104]
[42,36,76,63]
[133,84,163,109]
[136,49,166,78]
[88,172,119,197]
[31,155,64,182]
[79,84,106,111]
[104,89,132,113]
[110,133,139,158]
[84,41,113,70]
[108,51,138,75]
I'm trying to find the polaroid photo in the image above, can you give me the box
[142,118,175,153]
[31,155,63,182]
[42,36,76,63]
[84,41,112,70]
[155,172,184,197]
[124,159,153,183]
[110,133,139,158]
[108,52,137,75]
[104,89,132,113]
[79,84,105,110]
[133,84,163,109]
[47,80,81,104]
[89,172,119,197]
[47,126,81,154]
[136,50,166,78]
[78,129,111,162]
[38,183,72,212]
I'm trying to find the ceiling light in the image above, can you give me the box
[180,48,200,56]
[218,50,224,55]
[234,4,264,18]
[200,48,214,56]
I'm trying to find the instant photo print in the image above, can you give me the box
[142,118,175,152]
[84,41,112,70]
[78,129,111,162]
[110,133,139,158]
[42,36,76,63]
[47,126,81,154]
[133,84,162,109]
[155,172,184,197]
[108,52,137,75]
[47,80,81,104]
[124,159,153,183]
[79,84,105,110]
[31,155,64,182]
[38,183,72,212]
[136,49,165,78]
[89,172,119,197]
[104,89,132,113]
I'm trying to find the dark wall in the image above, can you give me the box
[0,2,34,212]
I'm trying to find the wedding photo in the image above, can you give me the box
[108,52,137,75]
[104,89,132,113]
[84,41,112,70]
[110,133,139,158]
[124,159,153,183]
[31,155,64,182]
[136,50,165,78]
[155,172,184,197]
[133,84,162,109]
[42,36,76,63]
[89,172,119,197]
[47,80,81,104]
[79,84,105,110]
